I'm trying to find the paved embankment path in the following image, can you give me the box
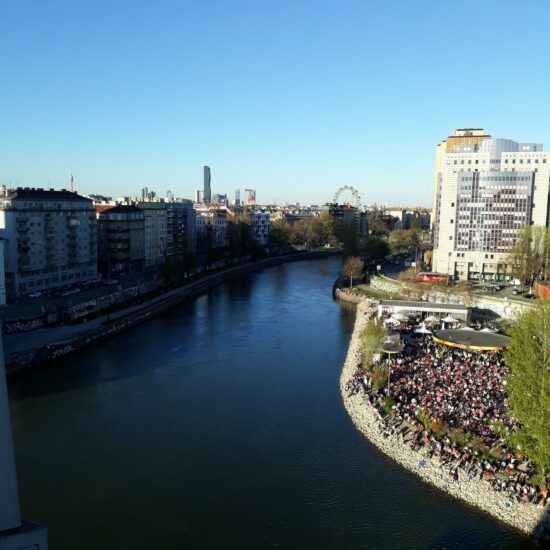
[339,300,550,540]
[5,251,337,362]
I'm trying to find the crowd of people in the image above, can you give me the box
[345,320,549,508]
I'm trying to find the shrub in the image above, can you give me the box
[428,419,449,438]
[382,395,395,416]
[416,407,431,429]
[361,319,387,368]
[449,428,465,446]
[371,366,388,392]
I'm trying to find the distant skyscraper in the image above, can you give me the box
[194,189,204,203]
[203,166,211,203]
[245,188,256,206]
[234,188,241,206]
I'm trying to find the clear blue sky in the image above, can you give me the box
[2,1,549,206]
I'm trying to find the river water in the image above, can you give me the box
[9,258,538,549]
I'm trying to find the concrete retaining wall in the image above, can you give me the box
[370,275,534,320]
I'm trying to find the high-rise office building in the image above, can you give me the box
[432,129,550,281]
[245,188,256,206]
[195,189,204,203]
[234,189,241,206]
[203,166,211,203]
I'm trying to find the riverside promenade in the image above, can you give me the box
[339,300,550,540]
[6,251,336,373]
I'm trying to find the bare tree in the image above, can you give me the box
[341,256,364,288]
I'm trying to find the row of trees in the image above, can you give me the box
[163,214,264,284]
[269,213,359,256]
[504,300,550,487]
[508,225,550,286]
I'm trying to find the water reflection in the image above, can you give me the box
[9,258,537,549]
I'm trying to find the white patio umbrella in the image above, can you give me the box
[392,313,407,321]
[424,315,439,323]
[441,315,459,324]
[415,323,432,335]
[384,317,400,325]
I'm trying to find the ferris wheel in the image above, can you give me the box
[333,185,361,207]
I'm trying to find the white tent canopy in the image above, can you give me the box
[415,323,432,334]
[425,315,439,322]
[392,313,408,321]
[441,315,459,324]
[384,317,401,325]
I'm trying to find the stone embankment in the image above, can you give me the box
[334,288,366,304]
[340,300,550,540]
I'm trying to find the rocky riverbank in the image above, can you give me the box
[339,300,550,540]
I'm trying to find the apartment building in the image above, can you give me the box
[166,200,196,259]
[97,205,145,276]
[137,201,167,267]
[196,208,229,248]
[432,129,550,280]
[0,188,97,298]
[252,212,270,245]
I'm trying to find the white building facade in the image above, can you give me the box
[0,188,98,298]
[432,129,550,280]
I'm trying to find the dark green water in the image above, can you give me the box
[9,258,539,549]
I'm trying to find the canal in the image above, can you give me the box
[9,257,538,549]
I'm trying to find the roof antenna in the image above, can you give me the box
[69,168,74,192]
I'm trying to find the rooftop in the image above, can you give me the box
[5,187,92,202]
[433,329,511,350]
[379,300,468,312]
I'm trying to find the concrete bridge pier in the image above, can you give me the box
[0,332,47,550]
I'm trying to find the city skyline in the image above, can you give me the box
[1,1,550,205]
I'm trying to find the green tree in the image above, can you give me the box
[389,228,421,253]
[504,300,550,486]
[366,208,395,236]
[508,225,550,287]
[341,219,359,258]
[269,218,291,253]
[197,224,217,270]
[341,256,363,288]
[359,235,391,269]
[320,211,338,247]
[411,216,423,231]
